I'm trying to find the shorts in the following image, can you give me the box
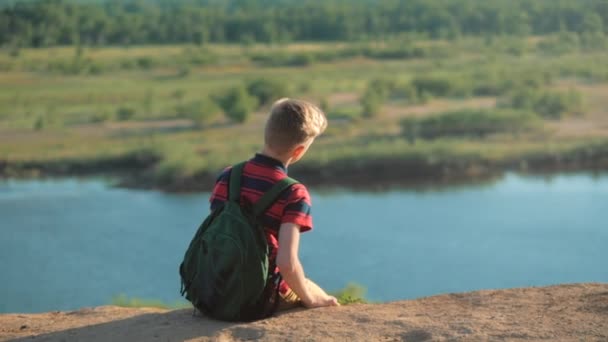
[277,288,302,311]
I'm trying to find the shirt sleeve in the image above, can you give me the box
[209,167,230,211]
[281,183,313,232]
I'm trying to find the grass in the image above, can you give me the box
[110,283,368,310]
[332,283,368,305]
[110,294,191,310]
[2,36,608,188]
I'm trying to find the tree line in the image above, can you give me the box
[1,0,607,47]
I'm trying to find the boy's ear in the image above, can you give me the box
[292,144,306,160]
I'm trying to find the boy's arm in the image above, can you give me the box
[276,222,339,308]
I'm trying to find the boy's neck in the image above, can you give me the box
[260,147,292,168]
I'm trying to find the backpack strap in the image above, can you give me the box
[253,177,299,217]
[229,161,299,215]
[228,162,247,202]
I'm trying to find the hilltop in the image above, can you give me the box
[1,283,607,341]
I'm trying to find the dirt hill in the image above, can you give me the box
[1,283,607,341]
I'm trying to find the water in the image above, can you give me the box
[1,173,607,313]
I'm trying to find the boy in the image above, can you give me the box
[209,98,339,310]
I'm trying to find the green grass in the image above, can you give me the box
[332,283,368,305]
[110,283,369,310]
[2,36,608,187]
[110,294,191,310]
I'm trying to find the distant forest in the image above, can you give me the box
[1,0,607,47]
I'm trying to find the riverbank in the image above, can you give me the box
[2,138,608,192]
[1,283,606,341]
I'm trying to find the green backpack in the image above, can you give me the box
[179,161,298,321]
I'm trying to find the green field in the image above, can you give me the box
[2,35,608,190]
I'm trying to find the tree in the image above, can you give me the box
[580,13,604,33]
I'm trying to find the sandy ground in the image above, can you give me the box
[1,283,607,341]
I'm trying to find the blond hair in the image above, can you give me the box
[264,98,328,154]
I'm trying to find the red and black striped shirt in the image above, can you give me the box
[209,153,313,293]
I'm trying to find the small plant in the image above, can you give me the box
[332,283,368,305]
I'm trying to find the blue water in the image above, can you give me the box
[1,173,607,313]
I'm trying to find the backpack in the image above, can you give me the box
[179,161,298,321]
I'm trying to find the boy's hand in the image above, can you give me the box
[304,294,340,308]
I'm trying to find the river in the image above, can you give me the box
[1,172,607,313]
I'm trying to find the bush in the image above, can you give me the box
[116,106,136,121]
[216,86,258,123]
[411,75,469,98]
[367,78,396,99]
[175,98,221,127]
[90,110,112,123]
[246,78,289,107]
[136,57,155,69]
[181,47,218,66]
[390,82,419,104]
[360,78,396,118]
[471,71,552,97]
[33,116,45,131]
[536,32,581,55]
[319,97,329,112]
[289,53,315,66]
[361,45,427,60]
[401,109,540,142]
[501,88,584,119]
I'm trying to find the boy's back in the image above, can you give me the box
[209,153,313,295]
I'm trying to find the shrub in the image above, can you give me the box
[177,66,191,78]
[175,98,221,127]
[246,78,289,107]
[411,75,469,98]
[401,109,540,142]
[136,57,155,69]
[359,78,409,117]
[501,88,584,119]
[472,71,552,97]
[361,45,427,60]
[90,110,112,123]
[33,116,45,131]
[289,53,315,66]
[87,62,104,75]
[116,106,136,121]
[536,32,581,55]
[216,86,258,123]
[390,82,419,104]
[319,97,329,112]
[367,78,396,99]
[181,47,218,66]
[360,78,396,118]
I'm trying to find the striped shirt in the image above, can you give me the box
[209,153,313,293]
